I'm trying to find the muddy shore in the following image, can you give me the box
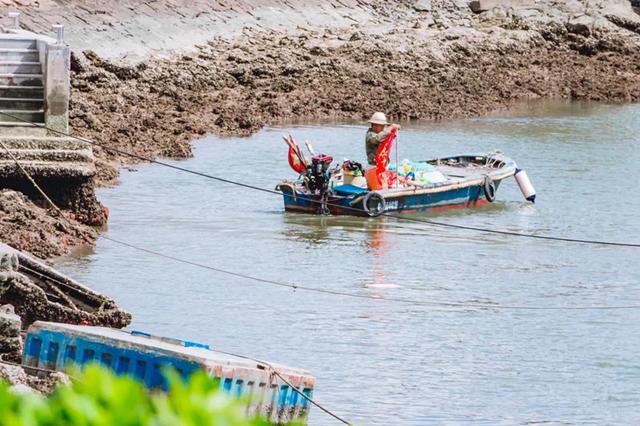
[1,0,640,258]
[0,189,98,260]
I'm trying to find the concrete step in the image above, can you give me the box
[0,148,94,163]
[0,98,44,110]
[0,49,40,62]
[0,62,42,74]
[0,85,44,99]
[0,74,43,87]
[0,137,87,150]
[0,160,95,179]
[0,109,44,124]
[0,124,47,137]
[0,39,37,50]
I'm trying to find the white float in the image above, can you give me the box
[515,168,536,203]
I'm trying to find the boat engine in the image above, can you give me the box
[306,154,334,194]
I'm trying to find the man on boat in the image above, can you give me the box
[365,112,401,165]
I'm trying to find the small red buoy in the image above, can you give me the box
[103,207,110,220]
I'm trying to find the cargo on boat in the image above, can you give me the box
[23,321,316,424]
[276,133,535,217]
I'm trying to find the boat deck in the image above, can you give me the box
[435,164,494,180]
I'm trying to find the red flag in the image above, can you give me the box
[375,129,397,185]
[288,144,306,174]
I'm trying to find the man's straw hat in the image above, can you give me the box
[368,112,389,125]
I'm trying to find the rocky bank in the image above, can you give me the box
[1,0,640,258]
[0,245,131,393]
[0,189,99,260]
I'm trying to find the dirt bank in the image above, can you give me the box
[0,189,98,260]
[1,0,640,257]
[69,7,640,182]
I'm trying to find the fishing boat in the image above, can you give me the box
[276,132,536,217]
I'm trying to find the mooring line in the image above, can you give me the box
[92,237,640,311]
[6,352,350,424]
[3,139,639,313]
[1,111,638,248]
[0,142,351,425]
[210,348,352,425]
[2,114,638,426]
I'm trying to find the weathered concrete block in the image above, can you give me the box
[45,44,70,134]
[0,305,21,337]
[566,15,595,36]
[413,0,432,12]
[0,334,23,363]
[0,243,132,330]
[0,305,24,363]
[0,362,28,386]
[469,0,534,13]
[11,383,35,394]
[0,253,18,272]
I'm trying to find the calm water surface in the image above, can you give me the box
[57,102,640,425]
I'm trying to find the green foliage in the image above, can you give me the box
[0,364,298,426]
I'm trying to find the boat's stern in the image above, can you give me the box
[275,181,318,214]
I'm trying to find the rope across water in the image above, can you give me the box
[2,130,639,312]
[0,140,353,425]
[2,120,640,425]
[0,111,638,248]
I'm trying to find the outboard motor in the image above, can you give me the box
[306,154,334,194]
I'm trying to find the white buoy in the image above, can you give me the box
[515,168,536,203]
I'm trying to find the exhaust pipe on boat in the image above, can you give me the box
[515,168,536,203]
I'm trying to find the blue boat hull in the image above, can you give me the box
[279,179,504,216]
[277,153,517,217]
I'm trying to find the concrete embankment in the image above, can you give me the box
[0,28,105,258]
[0,0,639,259]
